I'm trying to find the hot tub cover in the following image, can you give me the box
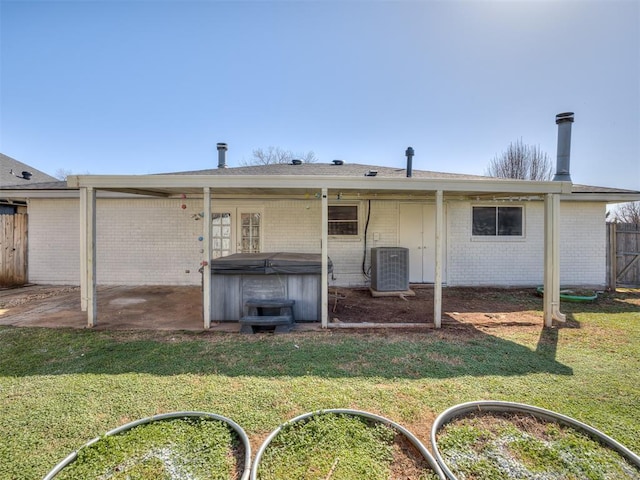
[210,252,333,275]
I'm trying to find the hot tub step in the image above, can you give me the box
[240,315,294,334]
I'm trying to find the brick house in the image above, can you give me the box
[1,116,638,328]
[2,156,637,328]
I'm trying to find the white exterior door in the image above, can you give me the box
[399,203,438,283]
[211,208,262,258]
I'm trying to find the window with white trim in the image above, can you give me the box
[472,206,523,236]
[328,205,358,236]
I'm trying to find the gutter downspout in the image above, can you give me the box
[551,193,566,323]
[544,194,566,326]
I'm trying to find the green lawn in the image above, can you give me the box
[1,289,638,479]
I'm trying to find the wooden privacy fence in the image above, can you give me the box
[0,213,28,287]
[608,222,640,288]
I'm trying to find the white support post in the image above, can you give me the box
[87,187,97,327]
[321,188,329,328]
[80,187,87,312]
[434,190,444,328]
[203,187,212,329]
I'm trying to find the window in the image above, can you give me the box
[211,213,232,259]
[472,206,523,236]
[328,205,358,235]
[240,212,261,253]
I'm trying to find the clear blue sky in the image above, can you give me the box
[1,0,638,190]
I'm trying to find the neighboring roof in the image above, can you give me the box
[0,153,58,186]
[571,184,639,195]
[0,180,68,190]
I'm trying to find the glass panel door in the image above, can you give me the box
[211,209,262,257]
[211,212,233,259]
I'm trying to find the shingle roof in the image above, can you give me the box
[0,153,58,186]
[166,162,492,180]
[166,162,639,195]
[0,180,69,190]
[571,184,639,194]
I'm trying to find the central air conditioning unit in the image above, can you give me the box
[370,247,409,292]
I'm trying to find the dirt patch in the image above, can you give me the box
[0,285,80,308]
[330,286,545,331]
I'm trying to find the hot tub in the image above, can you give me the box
[210,253,332,322]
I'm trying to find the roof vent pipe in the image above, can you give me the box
[405,147,414,178]
[216,143,228,169]
[553,112,574,182]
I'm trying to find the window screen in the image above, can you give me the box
[328,205,358,235]
[472,206,523,236]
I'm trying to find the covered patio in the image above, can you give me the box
[67,174,573,330]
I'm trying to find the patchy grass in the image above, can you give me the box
[0,289,639,479]
[256,412,440,480]
[56,417,240,480]
[257,413,396,480]
[437,412,640,479]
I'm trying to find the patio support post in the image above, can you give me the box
[80,187,87,312]
[434,190,444,328]
[203,187,212,329]
[543,193,566,326]
[86,186,97,327]
[321,188,329,328]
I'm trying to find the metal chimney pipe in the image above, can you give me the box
[405,147,414,178]
[553,112,574,181]
[216,143,228,169]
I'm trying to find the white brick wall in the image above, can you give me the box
[28,198,80,284]
[26,197,607,288]
[262,199,321,253]
[446,200,606,287]
[327,200,399,286]
[559,202,607,286]
[29,198,203,285]
[94,198,203,285]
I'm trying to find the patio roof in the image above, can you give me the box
[69,169,575,332]
[66,172,574,199]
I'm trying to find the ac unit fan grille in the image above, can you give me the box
[371,247,409,291]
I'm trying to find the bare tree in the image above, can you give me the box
[610,201,640,223]
[54,168,91,181]
[241,146,318,166]
[54,168,73,181]
[486,139,553,181]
